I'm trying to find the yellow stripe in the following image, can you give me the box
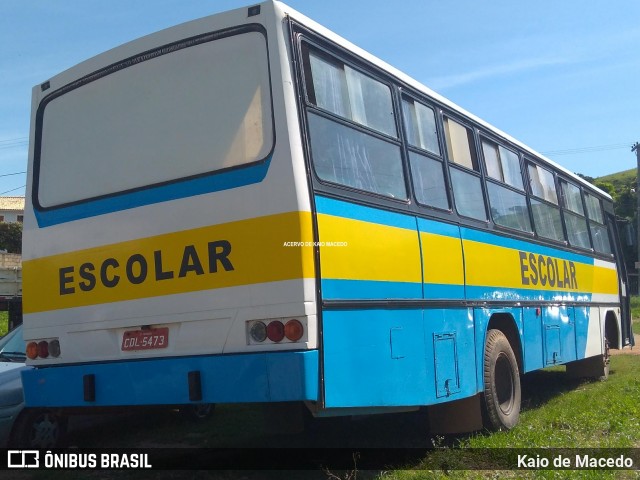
[421,231,464,286]
[23,212,315,314]
[463,239,618,295]
[317,214,421,283]
[316,214,618,296]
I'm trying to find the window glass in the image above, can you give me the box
[584,192,604,224]
[590,223,612,254]
[308,53,350,118]
[531,199,564,242]
[481,140,523,190]
[409,152,448,209]
[564,212,591,249]
[450,168,486,220]
[528,163,558,204]
[308,112,406,199]
[444,118,478,170]
[583,192,610,254]
[37,31,273,207]
[402,99,440,155]
[307,50,396,137]
[482,141,502,181]
[499,146,523,190]
[561,180,584,215]
[487,183,531,232]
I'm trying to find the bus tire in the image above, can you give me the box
[482,329,521,431]
[11,408,67,448]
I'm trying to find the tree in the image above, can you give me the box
[0,222,22,254]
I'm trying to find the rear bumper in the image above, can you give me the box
[22,350,319,408]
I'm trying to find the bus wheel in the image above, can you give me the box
[11,409,67,448]
[482,329,521,431]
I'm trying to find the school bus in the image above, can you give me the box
[21,1,633,434]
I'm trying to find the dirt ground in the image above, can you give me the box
[610,333,640,355]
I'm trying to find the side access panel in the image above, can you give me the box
[542,306,577,366]
[322,308,476,408]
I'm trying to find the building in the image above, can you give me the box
[0,197,25,223]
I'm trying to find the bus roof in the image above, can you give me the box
[273,1,611,201]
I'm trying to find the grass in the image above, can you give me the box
[0,311,7,336]
[630,296,640,335]
[382,355,640,479]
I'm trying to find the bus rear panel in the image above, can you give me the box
[22,2,319,408]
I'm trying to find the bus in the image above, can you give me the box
[22,0,634,435]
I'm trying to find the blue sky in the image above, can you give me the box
[1,0,639,197]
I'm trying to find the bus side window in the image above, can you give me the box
[302,45,406,200]
[527,162,565,243]
[401,98,449,210]
[560,180,591,249]
[584,192,612,254]
[443,117,486,221]
[481,139,531,233]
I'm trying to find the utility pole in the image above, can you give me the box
[634,142,640,294]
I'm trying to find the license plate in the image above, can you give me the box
[122,327,169,351]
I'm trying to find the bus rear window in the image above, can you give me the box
[35,29,273,209]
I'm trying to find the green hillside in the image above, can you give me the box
[591,169,636,281]
[596,167,636,187]
[587,168,636,221]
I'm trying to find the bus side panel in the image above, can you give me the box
[417,218,465,300]
[322,308,476,408]
[522,306,544,372]
[314,196,422,300]
[542,306,577,365]
[315,195,479,408]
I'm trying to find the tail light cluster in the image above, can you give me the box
[26,339,61,360]
[247,318,305,345]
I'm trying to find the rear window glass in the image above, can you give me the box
[36,30,273,208]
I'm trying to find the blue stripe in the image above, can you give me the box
[417,217,461,238]
[461,227,593,265]
[34,157,272,227]
[466,285,593,303]
[22,349,318,407]
[315,195,416,230]
[322,280,592,303]
[322,279,422,300]
[424,283,465,300]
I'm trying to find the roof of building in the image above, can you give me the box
[0,197,25,212]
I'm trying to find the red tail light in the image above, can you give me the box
[266,321,285,342]
[37,341,50,358]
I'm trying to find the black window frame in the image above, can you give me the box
[441,113,488,223]
[299,40,410,205]
[558,177,593,252]
[479,135,533,235]
[399,94,451,213]
[290,20,618,263]
[584,191,613,256]
[525,159,567,245]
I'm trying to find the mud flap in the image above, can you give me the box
[427,394,483,434]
